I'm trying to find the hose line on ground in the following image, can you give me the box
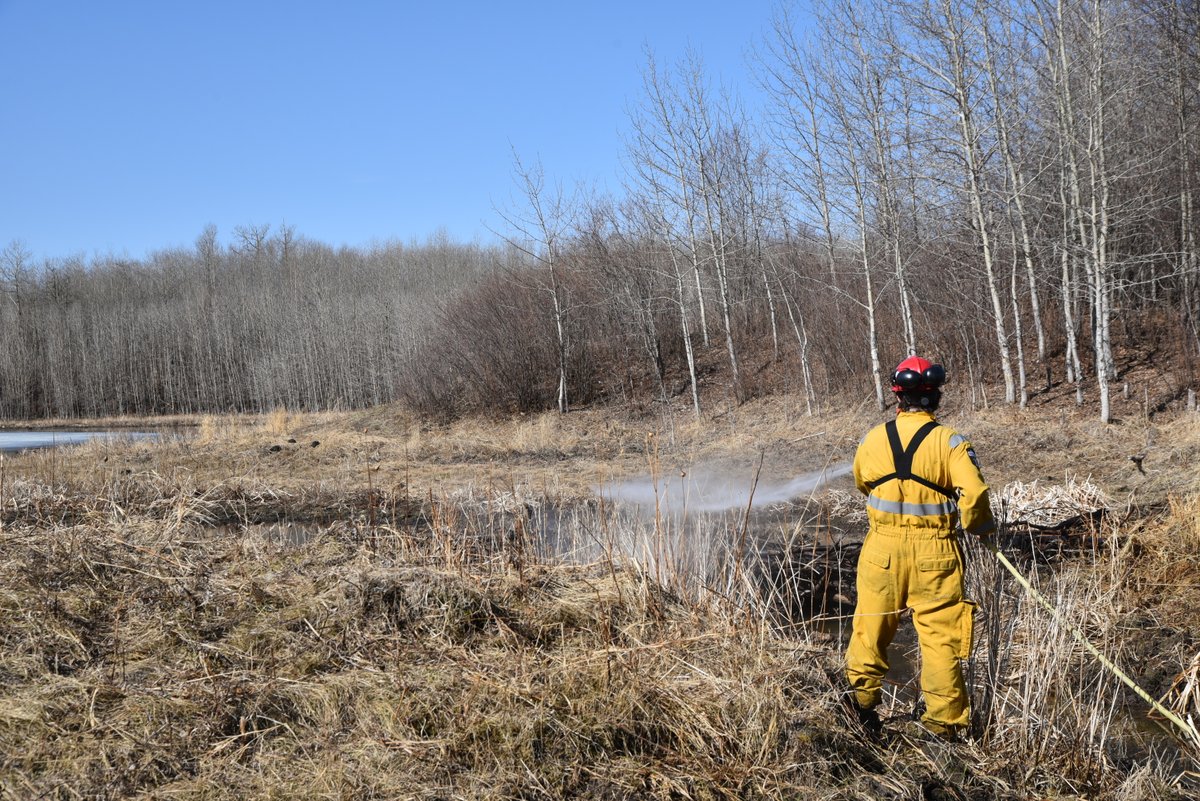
[980,536,1198,745]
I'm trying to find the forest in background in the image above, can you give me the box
[1,0,1198,423]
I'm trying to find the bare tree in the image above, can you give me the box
[892,0,1017,404]
[768,5,895,408]
[632,53,712,350]
[979,4,1048,369]
[496,152,575,414]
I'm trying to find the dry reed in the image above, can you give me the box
[1,406,1197,799]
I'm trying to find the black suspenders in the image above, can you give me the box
[865,420,957,500]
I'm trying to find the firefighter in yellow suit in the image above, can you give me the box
[846,356,996,740]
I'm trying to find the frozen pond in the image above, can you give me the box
[0,430,159,453]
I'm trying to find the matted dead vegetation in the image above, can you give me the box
[1,403,1199,799]
[0,502,902,800]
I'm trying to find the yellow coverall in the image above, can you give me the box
[847,410,996,736]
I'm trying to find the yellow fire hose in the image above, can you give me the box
[981,536,1198,746]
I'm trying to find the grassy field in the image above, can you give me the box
[1,398,1199,799]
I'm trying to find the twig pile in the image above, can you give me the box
[823,489,868,523]
[998,477,1111,530]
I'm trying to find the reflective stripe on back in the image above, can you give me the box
[866,495,959,517]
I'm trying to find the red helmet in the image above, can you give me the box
[892,356,946,392]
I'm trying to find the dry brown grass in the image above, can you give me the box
[1168,493,1200,552]
[959,476,1200,794]
[10,396,1194,510]
[2,401,1199,799]
[263,406,291,437]
[0,492,895,800]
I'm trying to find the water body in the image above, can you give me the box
[0,430,159,453]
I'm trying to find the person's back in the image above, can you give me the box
[845,357,995,740]
[854,409,994,539]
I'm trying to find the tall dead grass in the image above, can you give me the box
[1144,492,1200,760]
[960,494,1200,796]
[1168,493,1200,552]
[2,409,1198,799]
[264,406,291,436]
[0,482,895,800]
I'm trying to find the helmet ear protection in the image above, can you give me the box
[891,360,946,392]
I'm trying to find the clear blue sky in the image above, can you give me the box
[1,1,785,263]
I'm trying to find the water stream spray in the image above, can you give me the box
[600,462,853,515]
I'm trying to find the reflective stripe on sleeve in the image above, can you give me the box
[866,494,959,517]
[948,434,965,449]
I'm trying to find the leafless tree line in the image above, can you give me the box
[754,0,1200,422]
[1,0,1197,421]
[0,229,499,418]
